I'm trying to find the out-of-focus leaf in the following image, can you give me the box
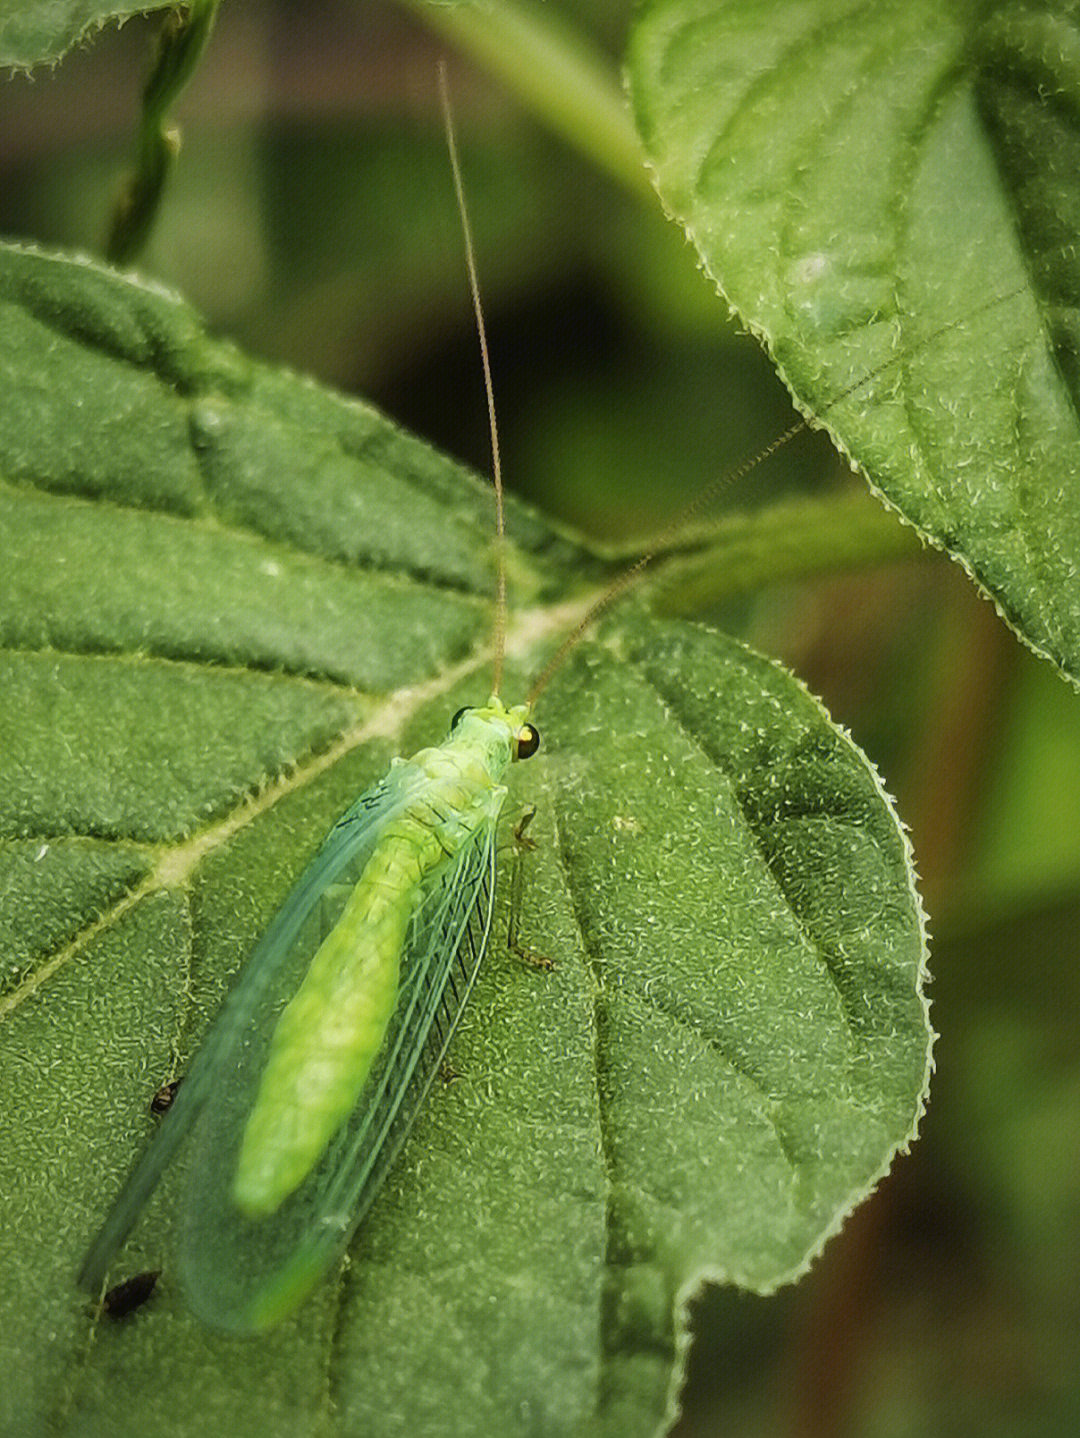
[0,0,168,68]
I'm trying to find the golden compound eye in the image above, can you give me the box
[516,723,540,760]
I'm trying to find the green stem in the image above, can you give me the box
[106,0,220,267]
[641,489,925,613]
[403,0,651,198]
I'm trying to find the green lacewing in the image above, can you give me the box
[78,68,1031,1335]
[80,697,540,1332]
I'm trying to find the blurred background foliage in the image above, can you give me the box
[3,1,1079,1433]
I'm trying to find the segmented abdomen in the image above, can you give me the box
[233,755,501,1218]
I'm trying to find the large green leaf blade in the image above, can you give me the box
[0,246,929,1437]
[628,0,1080,683]
[536,621,930,1434]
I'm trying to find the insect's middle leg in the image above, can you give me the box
[506,805,555,971]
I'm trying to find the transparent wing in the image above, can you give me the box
[78,773,404,1295]
[175,816,500,1334]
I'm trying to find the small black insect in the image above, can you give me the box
[149,1078,183,1116]
[102,1270,160,1319]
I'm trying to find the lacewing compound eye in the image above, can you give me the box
[102,1270,160,1320]
[516,724,540,760]
[450,706,471,731]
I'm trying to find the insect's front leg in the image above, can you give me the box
[506,805,555,972]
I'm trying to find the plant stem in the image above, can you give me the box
[106,0,220,266]
[642,489,925,612]
[403,0,650,198]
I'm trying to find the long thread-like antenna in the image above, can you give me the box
[527,281,1027,706]
[527,416,806,703]
[438,61,507,698]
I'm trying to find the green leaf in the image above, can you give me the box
[0,246,930,1436]
[628,0,1080,683]
[0,0,169,69]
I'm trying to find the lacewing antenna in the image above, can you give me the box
[527,282,1026,705]
[438,61,508,699]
